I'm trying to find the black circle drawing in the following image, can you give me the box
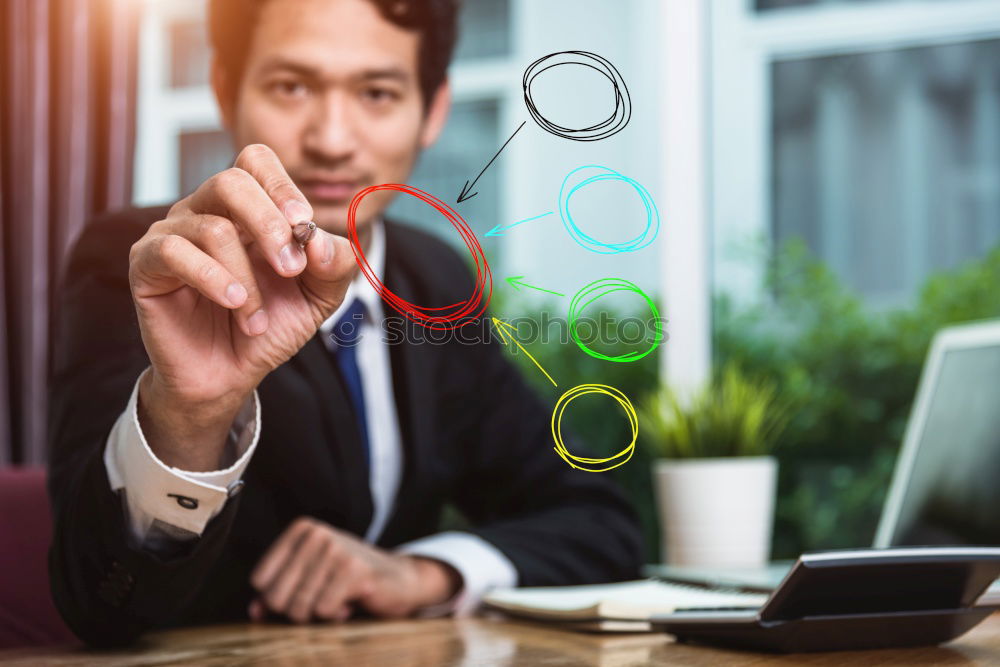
[522,51,632,142]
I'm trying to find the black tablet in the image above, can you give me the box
[651,546,1000,653]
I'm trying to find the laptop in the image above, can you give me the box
[650,318,1000,597]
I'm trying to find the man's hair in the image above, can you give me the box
[208,0,460,107]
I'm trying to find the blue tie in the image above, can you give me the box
[329,298,370,468]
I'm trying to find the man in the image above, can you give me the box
[47,0,642,647]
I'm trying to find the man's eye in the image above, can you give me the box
[269,80,308,99]
[363,87,398,104]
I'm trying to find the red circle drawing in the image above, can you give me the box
[347,184,493,330]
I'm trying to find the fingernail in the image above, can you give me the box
[283,199,311,224]
[226,282,247,307]
[321,235,334,264]
[279,243,306,272]
[248,309,269,336]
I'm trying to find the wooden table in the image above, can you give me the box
[2,613,999,665]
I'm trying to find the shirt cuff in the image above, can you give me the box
[103,366,260,541]
[395,531,519,617]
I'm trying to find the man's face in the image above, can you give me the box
[218,0,448,236]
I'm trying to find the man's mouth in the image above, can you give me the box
[297,177,364,205]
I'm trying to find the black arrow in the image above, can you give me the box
[457,121,526,203]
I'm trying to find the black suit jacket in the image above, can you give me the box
[46,206,643,647]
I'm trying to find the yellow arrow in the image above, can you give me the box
[492,317,558,387]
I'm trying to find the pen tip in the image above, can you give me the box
[293,221,318,246]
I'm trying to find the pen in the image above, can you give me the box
[293,220,317,247]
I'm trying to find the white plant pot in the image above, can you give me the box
[653,456,777,568]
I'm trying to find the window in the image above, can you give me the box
[756,0,950,10]
[178,129,231,196]
[168,18,210,88]
[710,0,1000,307]
[454,0,511,62]
[771,39,1000,304]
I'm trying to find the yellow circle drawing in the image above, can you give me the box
[551,384,638,472]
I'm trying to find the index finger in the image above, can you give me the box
[234,144,314,225]
[251,518,313,591]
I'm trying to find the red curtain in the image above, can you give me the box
[0,0,139,465]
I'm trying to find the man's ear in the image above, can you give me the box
[211,57,236,132]
[419,80,452,149]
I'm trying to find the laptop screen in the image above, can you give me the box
[888,344,1000,547]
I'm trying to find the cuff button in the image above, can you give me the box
[227,479,245,499]
[167,493,199,510]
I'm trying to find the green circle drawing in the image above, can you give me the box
[568,278,663,363]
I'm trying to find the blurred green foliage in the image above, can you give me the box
[495,240,1000,562]
[639,362,791,459]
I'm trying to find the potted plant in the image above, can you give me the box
[640,363,791,568]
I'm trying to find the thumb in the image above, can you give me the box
[297,229,357,322]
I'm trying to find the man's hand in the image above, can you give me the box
[248,516,462,624]
[128,144,356,471]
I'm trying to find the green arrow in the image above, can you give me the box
[505,276,565,297]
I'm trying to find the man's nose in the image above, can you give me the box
[303,92,358,163]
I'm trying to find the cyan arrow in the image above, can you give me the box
[485,211,553,237]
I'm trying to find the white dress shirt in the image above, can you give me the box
[103,219,517,615]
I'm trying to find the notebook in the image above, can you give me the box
[483,579,768,628]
